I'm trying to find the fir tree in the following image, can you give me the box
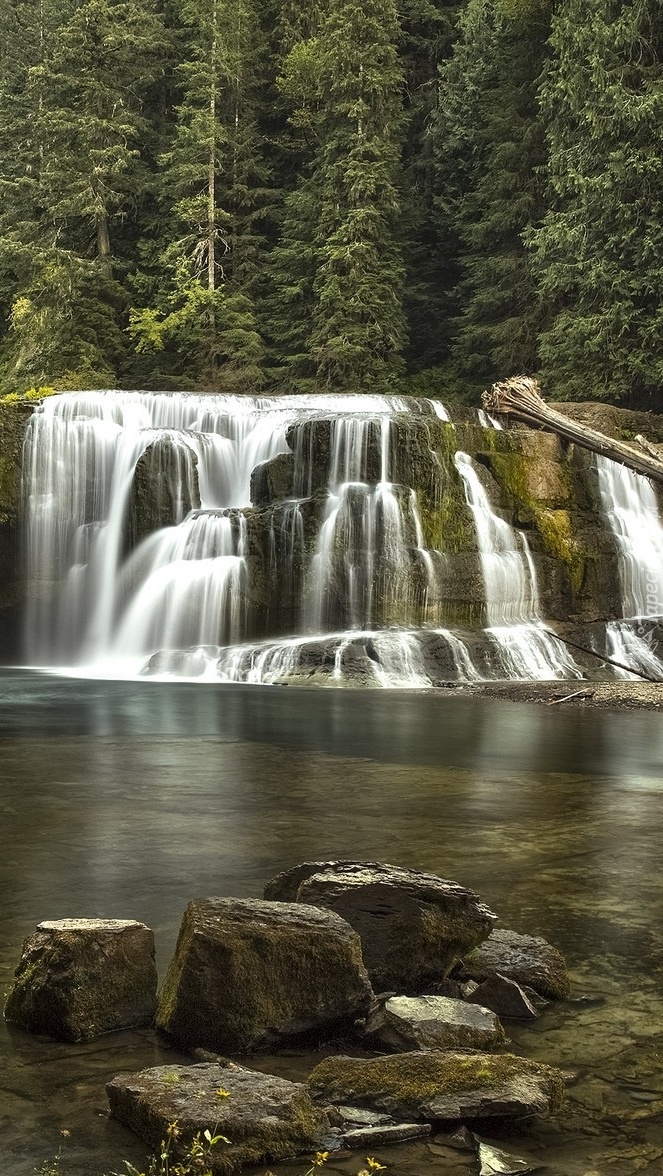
[309,0,408,389]
[529,0,663,405]
[129,0,269,389]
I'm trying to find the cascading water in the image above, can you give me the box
[595,455,663,679]
[21,388,654,687]
[453,451,581,679]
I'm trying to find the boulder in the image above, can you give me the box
[4,918,157,1041]
[463,976,539,1021]
[107,1062,329,1174]
[156,898,373,1054]
[461,929,571,1000]
[478,1140,543,1175]
[364,995,505,1052]
[129,435,200,546]
[308,1051,565,1123]
[343,1122,432,1147]
[265,861,496,992]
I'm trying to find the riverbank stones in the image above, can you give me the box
[107,1062,329,1175]
[308,1050,566,1123]
[265,861,496,992]
[460,929,572,1000]
[156,897,373,1054]
[364,994,506,1052]
[4,918,157,1041]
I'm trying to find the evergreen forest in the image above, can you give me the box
[0,0,661,407]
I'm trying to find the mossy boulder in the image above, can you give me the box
[308,1050,565,1123]
[364,995,505,1053]
[156,898,374,1054]
[4,918,157,1041]
[107,1062,329,1175]
[265,861,496,993]
[460,929,572,1001]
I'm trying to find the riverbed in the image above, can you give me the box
[1,669,663,1175]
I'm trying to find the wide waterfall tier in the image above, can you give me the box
[21,390,663,686]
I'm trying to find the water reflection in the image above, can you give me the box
[1,671,663,1175]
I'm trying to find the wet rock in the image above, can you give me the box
[250,453,295,507]
[156,898,373,1054]
[308,1050,565,1123]
[129,435,200,546]
[478,1140,543,1174]
[4,918,157,1041]
[461,929,571,1000]
[463,975,539,1021]
[335,1106,392,1126]
[107,1062,329,1174]
[364,994,505,1052]
[343,1122,432,1147]
[265,861,496,993]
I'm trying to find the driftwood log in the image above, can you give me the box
[483,377,663,486]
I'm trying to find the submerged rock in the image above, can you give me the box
[4,918,157,1041]
[308,1050,565,1123]
[266,861,496,992]
[364,994,505,1052]
[461,929,571,1000]
[156,897,373,1054]
[107,1062,329,1174]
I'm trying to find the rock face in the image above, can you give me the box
[308,1050,565,1123]
[265,861,496,992]
[364,995,505,1052]
[156,898,373,1054]
[129,435,201,547]
[0,401,32,658]
[107,1062,329,1175]
[4,918,157,1041]
[461,929,572,1000]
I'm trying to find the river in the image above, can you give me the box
[1,670,662,1174]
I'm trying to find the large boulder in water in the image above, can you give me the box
[156,898,373,1054]
[4,918,157,1041]
[107,1061,329,1174]
[264,861,496,993]
[308,1050,565,1123]
[460,929,572,1000]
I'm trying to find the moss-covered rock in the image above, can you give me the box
[4,918,157,1041]
[308,1050,565,1123]
[156,898,374,1054]
[0,401,32,616]
[107,1062,329,1175]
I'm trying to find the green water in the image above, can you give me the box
[1,670,662,1175]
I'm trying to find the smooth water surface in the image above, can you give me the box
[1,671,663,1175]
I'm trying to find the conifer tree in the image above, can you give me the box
[129,0,269,389]
[434,0,551,392]
[529,0,663,404]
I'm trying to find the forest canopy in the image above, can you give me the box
[0,0,660,407]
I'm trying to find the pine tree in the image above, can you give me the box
[529,0,663,405]
[0,0,165,388]
[433,0,551,393]
[129,0,269,390]
[307,0,408,389]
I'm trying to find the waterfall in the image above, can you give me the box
[595,456,663,678]
[453,451,581,679]
[23,388,653,687]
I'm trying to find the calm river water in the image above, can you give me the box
[1,669,663,1175]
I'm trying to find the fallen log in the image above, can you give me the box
[482,376,663,486]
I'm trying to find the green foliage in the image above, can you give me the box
[528,0,663,406]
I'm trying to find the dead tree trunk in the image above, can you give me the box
[482,376,663,486]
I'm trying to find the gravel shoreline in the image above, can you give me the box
[460,680,663,711]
